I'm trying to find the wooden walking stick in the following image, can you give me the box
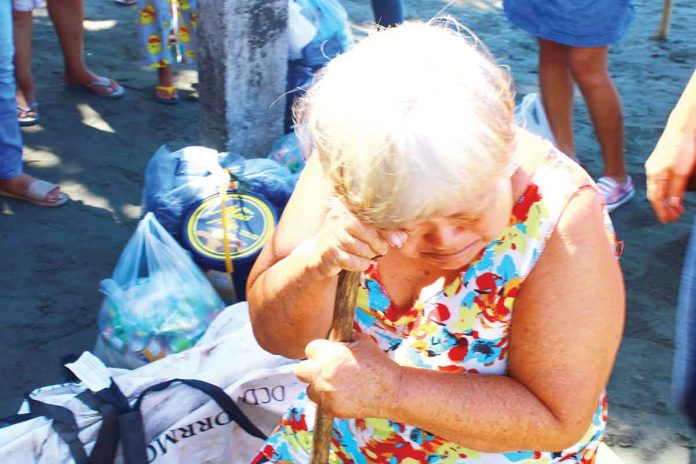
[310,269,362,464]
[657,0,674,41]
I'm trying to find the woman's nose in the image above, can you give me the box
[423,224,467,249]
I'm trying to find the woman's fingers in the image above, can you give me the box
[294,359,319,384]
[378,229,409,250]
[342,215,390,258]
[647,172,686,223]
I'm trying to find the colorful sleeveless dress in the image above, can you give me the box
[253,147,618,463]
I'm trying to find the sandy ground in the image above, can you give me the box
[0,0,695,462]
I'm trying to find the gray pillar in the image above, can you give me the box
[198,0,288,156]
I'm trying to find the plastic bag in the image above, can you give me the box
[142,145,226,238]
[285,0,354,131]
[97,213,224,368]
[221,156,297,213]
[292,0,354,69]
[143,146,297,238]
[266,131,306,175]
[513,93,558,147]
[288,0,317,61]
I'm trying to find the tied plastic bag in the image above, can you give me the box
[513,93,558,147]
[288,0,317,61]
[219,155,297,215]
[292,0,354,69]
[286,0,354,131]
[142,146,297,239]
[96,213,224,368]
[142,145,227,239]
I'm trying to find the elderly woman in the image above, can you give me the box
[247,22,624,463]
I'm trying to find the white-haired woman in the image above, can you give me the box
[247,22,624,463]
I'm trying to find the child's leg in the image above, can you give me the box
[538,38,575,159]
[12,9,36,108]
[568,45,626,181]
[158,64,174,88]
[155,64,178,103]
[177,0,198,62]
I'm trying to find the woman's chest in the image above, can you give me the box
[356,259,522,374]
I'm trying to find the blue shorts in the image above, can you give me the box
[503,0,635,47]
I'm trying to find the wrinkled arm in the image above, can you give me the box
[246,156,338,359]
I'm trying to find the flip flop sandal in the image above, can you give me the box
[155,85,180,105]
[69,76,125,99]
[0,179,69,208]
[17,102,40,127]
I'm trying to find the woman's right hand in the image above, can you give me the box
[305,198,408,277]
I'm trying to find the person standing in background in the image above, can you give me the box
[0,0,69,207]
[138,0,198,104]
[11,0,124,128]
[12,0,42,126]
[503,0,635,212]
[645,69,696,428]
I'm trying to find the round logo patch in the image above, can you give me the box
[184,191,276,262]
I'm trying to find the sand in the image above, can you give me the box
[0,0,694,462]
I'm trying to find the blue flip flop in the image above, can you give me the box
[70,76,125,99]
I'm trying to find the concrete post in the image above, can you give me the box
[198,0,288,156]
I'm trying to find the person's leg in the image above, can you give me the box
[538,39,576,159]
[370,0,403,28]
[0,1,64,204]
[568,46,627,182]
[0,1,24,182]
[12,9,38,123]
[44,0,123,97]
[155,64,179,103]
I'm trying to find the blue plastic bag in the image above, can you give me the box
[142,145,226,238]
[285,0,354,131]
[293,0,354,69]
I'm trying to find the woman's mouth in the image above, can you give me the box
[421,240,481,262]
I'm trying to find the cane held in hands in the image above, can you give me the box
[310,270,361,464]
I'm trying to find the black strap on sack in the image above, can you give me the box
[26,395,90,464]
[76,389,121,464]
[0,412,38,428]
[134,378,267,440]
[9,377,267,464]
[84,378,267,464]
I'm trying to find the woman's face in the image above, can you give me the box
[397,176,513,270]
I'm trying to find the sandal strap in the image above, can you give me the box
[155,85,178,96]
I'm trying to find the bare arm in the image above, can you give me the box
[299,187,625,452]
[246,155,393,358]
[646,69,696,222]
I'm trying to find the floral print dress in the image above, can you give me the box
[253,147,618,463]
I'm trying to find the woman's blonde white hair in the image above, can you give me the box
[295,19,516,228]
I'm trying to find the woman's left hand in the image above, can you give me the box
[295,332,400,419]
